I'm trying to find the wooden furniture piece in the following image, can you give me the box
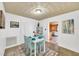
[49,24,58,32]
[49,23,58,41]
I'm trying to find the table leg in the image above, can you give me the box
[34,43,36,56]
[44,40,45,52]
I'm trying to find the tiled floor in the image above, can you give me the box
[4,43,59,56]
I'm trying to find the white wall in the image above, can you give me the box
[0,2,38,56]
[5,13,38,47]
[0,2,6,56]
[0,2,38,55]
[40,10,79,53]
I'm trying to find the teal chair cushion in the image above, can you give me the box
[32,38,36,40]
[38,34,43,39]
[38,36,43,39]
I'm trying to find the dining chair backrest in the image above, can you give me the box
[24,36,33,49]
[24,36,29,48]
[28,37,32,47]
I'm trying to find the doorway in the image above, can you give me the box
[48,22,58,44]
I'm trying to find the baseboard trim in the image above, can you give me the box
[5,42,24,49]
[46,42,79,56]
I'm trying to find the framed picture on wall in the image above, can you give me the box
[62,19,74,34]
[0,10,5,29]
[10,21,19,28]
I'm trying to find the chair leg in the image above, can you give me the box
[40,45,41,53]
[30,49,32,56]
[27,48,29,55]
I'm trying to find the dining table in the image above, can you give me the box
[32,38,45,56]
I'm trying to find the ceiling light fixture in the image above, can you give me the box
[32,2,43,14]
[35,8,42,14]
[31,2,47,15]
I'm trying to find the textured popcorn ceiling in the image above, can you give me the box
[4,2,79,20]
